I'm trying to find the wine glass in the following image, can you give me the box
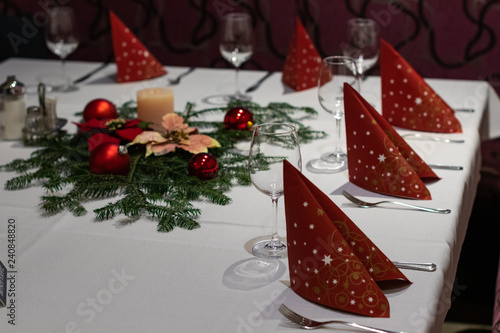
[44,6,80,92]
[343,18,379,80]
[307,56,360,173]
[219,13,254,101]
[248,123,302,259]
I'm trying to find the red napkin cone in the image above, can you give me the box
[282,17,322,91]
[283,160,410,318]
[380,39,462,133]
[110,11,167,83]
[344,83,439,200]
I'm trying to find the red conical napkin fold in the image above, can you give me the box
[344,83,439,200]
[282,17,322,91]
[110,11,167,83]
[380,39,461,133]
[283,160,410,318]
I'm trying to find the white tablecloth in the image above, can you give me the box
[0,58,496,333]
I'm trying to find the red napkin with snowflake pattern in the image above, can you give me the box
[283,160,410,318]
[380,39,461,133]
[281,17,322,91]
[344,83,439,200]
[110,11,167,83]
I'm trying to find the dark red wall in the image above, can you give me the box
[2,0,500,90]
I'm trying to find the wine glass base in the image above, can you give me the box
[252,240,287,259]
[37,73,78,93]
[226,93,252,102]
[306,158,346,174]
[52,84,79,93]
[320,151,346,163]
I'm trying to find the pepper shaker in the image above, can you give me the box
[1,76,27,140]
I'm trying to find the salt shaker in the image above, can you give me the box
[23,106,45,145]
[1,76,27,140]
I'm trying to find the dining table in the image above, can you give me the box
[0,57,499,333]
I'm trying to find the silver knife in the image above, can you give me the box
[245,71,274,93]
[401,133,465,143]
[73,62,110,84]
[393,261,436,272]
[427,164,463,170]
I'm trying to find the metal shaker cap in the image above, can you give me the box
[27,105,42,114]
[0,75,25,95]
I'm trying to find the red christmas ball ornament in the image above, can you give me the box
[188,153,219,180]
[83,98,118,122]
[90,143,130,175]
[224,107,253,130]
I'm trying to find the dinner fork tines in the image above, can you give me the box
[342,191,451,214]
[278,304,405,332]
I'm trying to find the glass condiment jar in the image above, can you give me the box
[1,76,27,140]
[23,106,47,145]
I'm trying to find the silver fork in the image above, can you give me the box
[278,304,405,332]
[168,67,196,85]
[342,191,451,214]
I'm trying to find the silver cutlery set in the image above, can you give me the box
[277,190,441,331]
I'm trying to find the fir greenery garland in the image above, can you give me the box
[1,101,326,232]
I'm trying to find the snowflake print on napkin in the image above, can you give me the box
[344,83,439,200]
[380,39,461,133]
[281,17,323,91]
[110,11,167,83]
[283,160,410,318]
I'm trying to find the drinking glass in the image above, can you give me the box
[44,6,80,92]
[307,56,360,173]
[343,18,379,79]
[219,13,254,101]
[248,123,302,259]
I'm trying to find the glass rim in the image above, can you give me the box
[253,122,297,135]
[322,55,356,65]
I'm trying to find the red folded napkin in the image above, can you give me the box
[110,11,167,83]
[282,17,322,91]
[283,160,410,318]
[380,39,461,133]
[344,83,439,200]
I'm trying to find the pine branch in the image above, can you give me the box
[2,101,325,232]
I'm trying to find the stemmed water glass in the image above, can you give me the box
[307,56,360,173]
[248,123,302,259]
[219,13,254,101]
[343,18,379,80]
[44,6,80,92]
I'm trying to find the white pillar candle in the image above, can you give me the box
[136,88,174,129]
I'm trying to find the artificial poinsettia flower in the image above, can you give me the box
[74,118,144,150]
[128,113,220,157]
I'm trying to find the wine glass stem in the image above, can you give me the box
[61,58,67,80]
[334,117,342,155]
[269,197,280,247]
[234,66,241,96]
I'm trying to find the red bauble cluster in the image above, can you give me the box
[90,143,130,175]
[224,107,253,130]
[188,153,219,180]
[83,98,118,122]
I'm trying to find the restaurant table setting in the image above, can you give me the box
[0,10,499,333]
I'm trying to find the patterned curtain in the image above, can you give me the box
[2,0,500,93]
